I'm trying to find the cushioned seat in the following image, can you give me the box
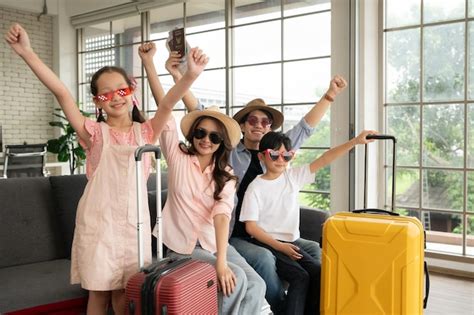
[0,260,86,312]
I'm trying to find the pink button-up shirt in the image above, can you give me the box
[158,116,236,254]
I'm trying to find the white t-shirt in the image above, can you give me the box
[239,165,314,242]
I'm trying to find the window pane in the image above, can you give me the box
[423,170,463,211]
[283,105,331,148]
[80,49,116,84]
[79,83,95,113]
[234,21,281,66]
[234,0,281,25]
[426,212,463,255]
[187,30,225,69]
[283,59,330,103]
[282,106,330,147]
[186,0,225,32]
[386,106,420,166]
[469,105,474,168]
[469,22,474,99]
[233,64,281,105]
[283,12,330,60]
[283,0,330,17]
[111,15,142,45]
[294,149,330,210]
[299,192,330,210]
[424,0,465,24]
[394,168,420,208]
[385,0,420,28]
[423,104,464,168]
[147,75,185,112]
[469,172,474,211]
[192,69,226,108]
[470,0,474,17]
[146,39,169,75]
[82,23,113,52]
[386,29,420,103]
[149,3,184,36]
[423,23,464,102]
[298,192,331,211]
[468,215,474,256]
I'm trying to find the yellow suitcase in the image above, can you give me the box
[320,135,429,314]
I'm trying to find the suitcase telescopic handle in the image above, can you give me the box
[135,145,162,270]
[135,145,161,161]
[363,134,397,211]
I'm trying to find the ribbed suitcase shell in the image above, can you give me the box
[125,259,218,314]
[321,212,425,315]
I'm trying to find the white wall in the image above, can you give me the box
[0,7,55,146]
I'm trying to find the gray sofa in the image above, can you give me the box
[0,174,328,313]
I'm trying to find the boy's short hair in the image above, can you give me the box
[259,131,293,152]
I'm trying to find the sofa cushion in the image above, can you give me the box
[0,177,65,268]
[0,259,87,313]
[299,207,330,243]
[49,175,88,258]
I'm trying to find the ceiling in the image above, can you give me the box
[0,0,141,16]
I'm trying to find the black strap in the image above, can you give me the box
[423,261,430,309]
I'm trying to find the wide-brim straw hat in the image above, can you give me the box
[180,106,241,148]
[232,98,284,130]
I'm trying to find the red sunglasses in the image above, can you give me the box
[93,87,134,103]
[246,115,272,128]
[263,149,295,162]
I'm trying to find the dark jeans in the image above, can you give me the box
[252,239,321,315]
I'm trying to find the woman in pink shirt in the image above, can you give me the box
[156,106,266,314]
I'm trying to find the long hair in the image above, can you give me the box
[259,131,293,152]
[180,116,238,200]
[90,66,145,123]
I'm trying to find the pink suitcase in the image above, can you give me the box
[125,145,218,314]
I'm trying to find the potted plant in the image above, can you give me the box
[47,108,91,175]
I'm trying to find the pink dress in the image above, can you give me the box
[70,120,154,290]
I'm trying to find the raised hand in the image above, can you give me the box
[138,42,156,63]
[4,23,32,56]
[185,47,209,78]
[215,261,237,297]
[327,75,348,98]
[355,130,379,145]
[165,51,183,78]
[278,242,303,261]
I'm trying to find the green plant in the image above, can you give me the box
[47,108,91,174]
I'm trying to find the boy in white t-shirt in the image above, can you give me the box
[239,130,376,315]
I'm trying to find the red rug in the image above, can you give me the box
[5,297,87,315]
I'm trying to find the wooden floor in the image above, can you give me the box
[261,271,474,314]
[424,272,474,315]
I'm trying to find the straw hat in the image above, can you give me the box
[232,98,284,130]
[180,106,241,148]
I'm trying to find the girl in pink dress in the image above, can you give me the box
[5,23,208,315]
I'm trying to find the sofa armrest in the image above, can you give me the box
[299,207,330,243]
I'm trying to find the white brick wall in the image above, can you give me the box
[0,7,54,148]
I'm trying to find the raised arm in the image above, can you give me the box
[143,47,208,139]
[165,51,201,112]
[309,130,377,173]
[139,42,165,107]
[4,23,87,139]
[303,75,347,127]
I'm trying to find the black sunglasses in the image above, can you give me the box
[193,128,223,145]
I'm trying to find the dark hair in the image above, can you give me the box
[259,131,293,152]
[240,109,274,125]
[90,66,145,123]
[180,116,238,200]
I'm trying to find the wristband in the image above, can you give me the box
[324,93,335,102]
